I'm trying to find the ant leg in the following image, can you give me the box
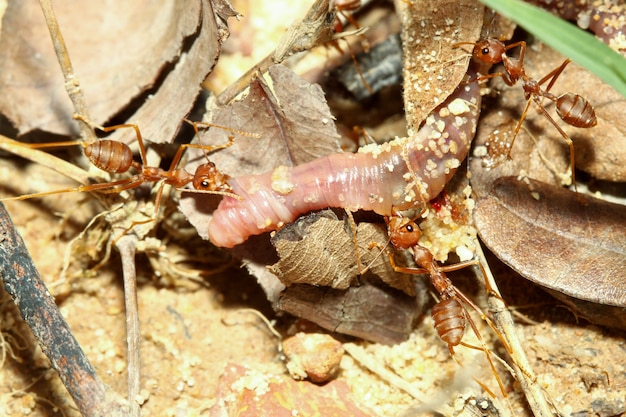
[0,175,141,202]
[110,181,167,245]
[538,59,571,92]
[506,98,533,161]
[183,119,242,168]
[15,140,86,150]
[343,209,367,275]
[451,293,509,396]
[436,259,503,302]
[504,40,526,64]
[533,101,578,191]
[464,71,507,84]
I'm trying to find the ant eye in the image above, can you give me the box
[201,180,209,188]
[405,224,414,233]
[481,47,490,56]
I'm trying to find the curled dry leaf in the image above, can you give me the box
[276,282,427,345]
[0,0,222,145]
[474,176,626,329]
[395,0,483,131]
[470,41,626,198]
[211,0,241,40]
[206,65,342,176]
[270,210,416,296]
[272,0,336,63]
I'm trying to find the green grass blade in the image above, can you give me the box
[480,0,626,98]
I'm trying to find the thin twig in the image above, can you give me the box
[216,0,337,105]
[0,134,92,186]
[0,203,129,417]
[38,0,96,142]
[116,236,141,417]
[476,242,558,417]
[343,342,429,403]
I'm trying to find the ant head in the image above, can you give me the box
[192,162,231,192]
[472,38,505,64]
[386,215,421,249]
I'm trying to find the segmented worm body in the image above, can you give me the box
[209,67,481,247]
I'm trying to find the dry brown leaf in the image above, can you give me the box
[270,210,415,296]
[276,282,427,345]
[0,0,221,145]
[396,0,483,132]
[474,176,626,329]
[210,0,240,41]
[205,64,342,176]
[180,64,342,238]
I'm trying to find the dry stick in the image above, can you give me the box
[475,243,557,417]
[38,0,143,412]
[216,0,364,105]
[116,236,141,417]
[216,0,336,105]
[342,343,430,403]
[0,203,129,417]
[38,0,96,143]
[0,134,91,186]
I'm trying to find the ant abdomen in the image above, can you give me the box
[84,139,134,173]
[432,297,465,346]
[556,92,597,128]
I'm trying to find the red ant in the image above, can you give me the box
[377,208,510,396]
[332,0,364,35]
[457,38,597,191]
[328,0,374,95]
[1,118,250,236]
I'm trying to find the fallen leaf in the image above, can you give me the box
[270,210,416,295]
[0,0,221,146]
[474,176,626,329]
[193,64,342,178]
[397,0,483,132]
[179,64,342,239]
[276,282,426,345]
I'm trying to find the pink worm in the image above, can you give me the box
[209,70,481,248]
